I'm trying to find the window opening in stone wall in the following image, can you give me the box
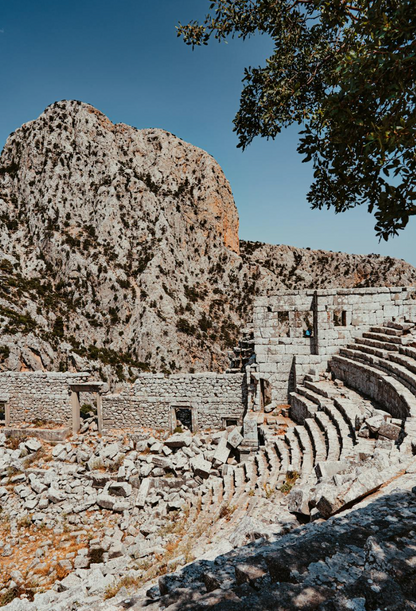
[0,403,5,425]
[277,311,290,337]
[175,407,193,432]
[225,418,238,428]
[333,309,347,327]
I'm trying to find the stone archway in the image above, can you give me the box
[69,383,104,434]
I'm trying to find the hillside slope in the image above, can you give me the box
[0,101,415,385]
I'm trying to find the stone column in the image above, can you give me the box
[96,394,103,434]
[71,391,81,434]
[4,403,10,427]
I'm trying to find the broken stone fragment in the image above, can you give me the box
[47,487,65,503]
[365,415,385,434]
[190,455,211,479]
[151,455,173,470]
[315,460,349,481]
[25,438,42,453]
[287,487,311,516]
[227,427,243,449]
[97,493,116,510]
[136,478,152,508]
[108,481,132,497]
[167,499,186,511]
[235,562,266,587]
[203,572,221,593]
[265,554,296,583]
[57,572,82,592]
[212,437,231,467]
[164,433,192,449]
[378,422,401,440]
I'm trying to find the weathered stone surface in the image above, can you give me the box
[227,428,243,449]
[108,482,132,497]
[190,455,211,479]
[212,437,231,467]
[378,422,401,440]
[164,433,192,449]
[136,479,152,508]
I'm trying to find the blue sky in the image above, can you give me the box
[1,0,415,265]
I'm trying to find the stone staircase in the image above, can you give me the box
[185,321,416,530]
[333,320,416,443]
[234,320,416,519]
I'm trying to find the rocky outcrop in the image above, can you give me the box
[1,101,416,386]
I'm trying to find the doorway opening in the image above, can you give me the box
[174,407,193,432]
[0,399,9,427]
[69,383,103,434]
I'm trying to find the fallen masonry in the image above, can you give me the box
[1,286,416,609]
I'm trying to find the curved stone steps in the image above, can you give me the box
[304,418,327,463]
[254,449,270,490]
[284,428,302,473]
[302,380,359,445]
[274,438,290,485]
[332,397,361,440]
[213,476,225,507]
[296,385,325,407]
[400,344,416,362]
[344,342,388,360]
[222,468,235,506]
[341,346,416,399]
[289,391,319,424]
[294,383,353,458]
[293,425,314,480]
[391,352,416,376]
[363,331,402,345]
[263,443,281,490]
[314,411,341,461]
[331,355,416,420]
[385,320,415,332]
[226,466,252,523]
[321,401,355,458]
[234,464,245,491]
[243,458,256,492]
[355,337,399,352]
[370,325,404,337]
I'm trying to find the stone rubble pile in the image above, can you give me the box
[0,422,300,610]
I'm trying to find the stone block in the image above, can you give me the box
[315,461,350,481]
[287,487,311,516]
[212,437,231,466]
[227,428,243,449]
[136,479,151,508]
[378,422,401,440]
[190,455,211,479]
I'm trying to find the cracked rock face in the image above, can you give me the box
[1,100,416,385]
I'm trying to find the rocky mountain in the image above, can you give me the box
[0,100,415,385]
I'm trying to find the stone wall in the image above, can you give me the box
[253,287,416,403]
[0,371,91,425]
[103,373,246,431]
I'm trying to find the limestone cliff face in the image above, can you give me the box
[0,101,415,385]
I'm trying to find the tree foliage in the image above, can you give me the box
[177,1,416,240]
